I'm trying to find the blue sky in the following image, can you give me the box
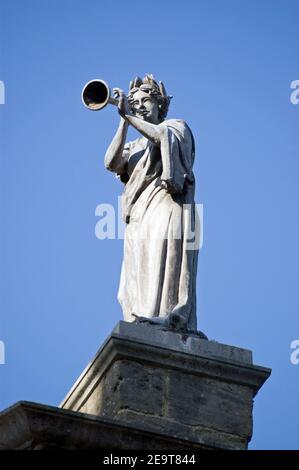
[0,0,298,449]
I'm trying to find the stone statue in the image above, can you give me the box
[104,75,201,334]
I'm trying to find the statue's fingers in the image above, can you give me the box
[113,87,122,97]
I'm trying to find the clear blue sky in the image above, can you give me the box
[0,0,298,450]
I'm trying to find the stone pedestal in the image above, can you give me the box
[60,321,271,450]
[0,402,202,450]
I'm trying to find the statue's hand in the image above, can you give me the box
[113,88,130,118]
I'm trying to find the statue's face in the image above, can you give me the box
[131,89,160,124]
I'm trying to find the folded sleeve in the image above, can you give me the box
[160,120,195,194]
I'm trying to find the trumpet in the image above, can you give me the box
[81,79,118,111]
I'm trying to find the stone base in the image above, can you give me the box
[60,321,271,450]
[0,401,204,450]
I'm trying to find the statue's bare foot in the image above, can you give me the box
[132,313,169,326]
[132,312,187,331]
[168,312,187,331]
[131,312,208,339]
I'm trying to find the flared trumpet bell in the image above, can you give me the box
[81,79,118,111]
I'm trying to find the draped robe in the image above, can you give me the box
[115,119,199,331]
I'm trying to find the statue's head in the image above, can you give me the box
[128,74,172,124]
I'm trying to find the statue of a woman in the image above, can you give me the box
[104,75,199,332]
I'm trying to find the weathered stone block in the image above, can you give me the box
[167,372,252,436]
[101,360,165,418]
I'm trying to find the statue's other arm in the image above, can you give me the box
[104,118,129,173]
[124,114,166,146]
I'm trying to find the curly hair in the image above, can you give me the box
[127,74,172,122]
